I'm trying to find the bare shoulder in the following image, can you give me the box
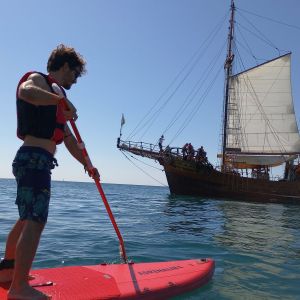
[25,73,48,89]
[18,72,51,100]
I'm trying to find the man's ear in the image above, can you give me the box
[62,62,70,71]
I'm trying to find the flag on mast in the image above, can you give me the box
[121,113,125,127]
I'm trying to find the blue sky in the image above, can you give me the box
[1,0,300,186]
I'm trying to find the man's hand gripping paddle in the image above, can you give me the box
[52,83,128,263]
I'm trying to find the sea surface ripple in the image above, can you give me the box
[1,179,300,299]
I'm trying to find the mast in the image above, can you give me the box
[222,0,235,170]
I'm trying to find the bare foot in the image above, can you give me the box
[8,284,51,299]
[0,269,35,283]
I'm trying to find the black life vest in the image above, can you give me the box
[16,72,66,144]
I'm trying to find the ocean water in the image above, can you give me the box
[0,178,300,299]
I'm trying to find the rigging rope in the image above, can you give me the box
[169,63,224,146]
[124,3,297,161]
[237,7,300,31]
[126,11,230,142]
[128,153,164,171]
[120,150,167,187]
[236,10,280,51]
[141,19,229,143]
[163,40,227,138]
[235,21,280,54]
[235,27,259,63]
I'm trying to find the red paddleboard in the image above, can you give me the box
[0,258,214,299]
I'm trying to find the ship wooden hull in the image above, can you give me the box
[117,142,300,204]
[162,158,300,204]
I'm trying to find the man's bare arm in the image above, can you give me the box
[64,125,86,165]
[18,73,61,105]
[64,125,100,180]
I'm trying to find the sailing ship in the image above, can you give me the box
[117,1,300,204]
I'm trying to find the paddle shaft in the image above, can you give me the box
[64,105,128,263]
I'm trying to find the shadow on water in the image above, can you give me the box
[164,195,225,238]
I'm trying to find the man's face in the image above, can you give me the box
[62,64,80,90]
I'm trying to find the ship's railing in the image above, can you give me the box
[117,139,213,166]
[118,139,193,157]
[117,139,159,153]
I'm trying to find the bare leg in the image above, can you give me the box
[4,219,25,259]
[0,219,25,283]
[7,220,50,300]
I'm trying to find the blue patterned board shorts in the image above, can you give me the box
[12,146,57,223]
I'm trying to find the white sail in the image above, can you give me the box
[226,154,296,168]
[227,53,300,166]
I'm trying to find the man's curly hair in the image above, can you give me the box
[47,44,86,77]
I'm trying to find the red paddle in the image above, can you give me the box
[52,83,128,263]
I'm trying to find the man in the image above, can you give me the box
[158,135,164,152]
[0,44,99,300]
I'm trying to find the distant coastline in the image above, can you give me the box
[0,177,166,189]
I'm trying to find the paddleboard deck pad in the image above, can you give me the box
[0,258,214,299]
